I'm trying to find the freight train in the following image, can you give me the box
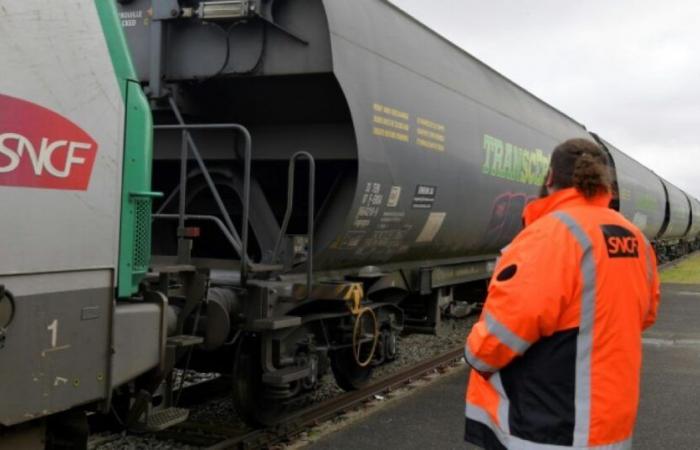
[0,0,698,447]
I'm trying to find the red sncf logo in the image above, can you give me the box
[601,224,639,258]
[0,93,98,191]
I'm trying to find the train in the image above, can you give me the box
[0,0,698,447]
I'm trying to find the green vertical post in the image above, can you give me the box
[95,0,159,298]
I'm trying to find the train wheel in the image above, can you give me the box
[232,335,289,427]
[330,347,373,391]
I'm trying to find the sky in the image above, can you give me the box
[391,0,700,198]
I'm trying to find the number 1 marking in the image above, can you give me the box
[47,319,58,348]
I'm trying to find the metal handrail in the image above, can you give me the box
[272,151,316,295]
[156,97,252,283]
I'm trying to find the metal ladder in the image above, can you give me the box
[153,97,253,283]
[152,98,317,296]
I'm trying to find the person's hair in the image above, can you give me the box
[549,139,612,198]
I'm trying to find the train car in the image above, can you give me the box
[2,0,698,447]
[659,178,692,240]
[686,196,700,244]
[680,195,700,253]
[656,178,693,259]
[596,137,666,240]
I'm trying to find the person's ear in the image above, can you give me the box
[545,169,554,188]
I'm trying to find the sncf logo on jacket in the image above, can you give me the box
[0,93,98,191]
[601,224,639,258]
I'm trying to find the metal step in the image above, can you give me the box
[167,334,204,348]
[140,407,190,432]
[248,315,302,331]
[149,264,197,274]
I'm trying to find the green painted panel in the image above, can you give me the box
[95,0,158,298]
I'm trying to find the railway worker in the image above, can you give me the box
[463,138,660,450]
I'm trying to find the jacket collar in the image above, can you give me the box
[522,187,612,227]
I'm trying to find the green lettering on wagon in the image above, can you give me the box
[482,134,550,187]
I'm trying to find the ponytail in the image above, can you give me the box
[550,139,611,198]
[573,152,610,198]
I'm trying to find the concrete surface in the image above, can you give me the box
[307,283,700,449]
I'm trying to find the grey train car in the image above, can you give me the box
[110,0,700,426]
[597,137,667,238]
[660,178,691,240]
[688,197,700,239]
[656,177,700,258]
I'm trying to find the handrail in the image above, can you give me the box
[272,151,316,295]
[156,97,252,283]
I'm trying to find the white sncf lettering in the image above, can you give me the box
[0,132,92,178]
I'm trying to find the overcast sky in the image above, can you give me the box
[391,0,700,198]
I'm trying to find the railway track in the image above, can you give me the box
[149,347,465,450]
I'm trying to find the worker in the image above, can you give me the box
[463,138,660,450]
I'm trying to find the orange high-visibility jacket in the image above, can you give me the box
[464,188,660,450]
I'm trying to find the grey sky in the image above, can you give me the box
[391,0,700,198]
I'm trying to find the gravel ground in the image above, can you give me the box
[91,433,191,450]
[93,314,477,450]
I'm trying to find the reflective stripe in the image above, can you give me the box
[495,245,510,268]
[553,212,596,447]
[645,243,654,288]
[486,311,531,355]
[464,345,497,373]
[643,237,653,285]
[465,402,632,450]
[490,372,510,434]
[643,242,656,321]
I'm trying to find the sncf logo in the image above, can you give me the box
[601,224,639,258]
[0,94,98,191]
